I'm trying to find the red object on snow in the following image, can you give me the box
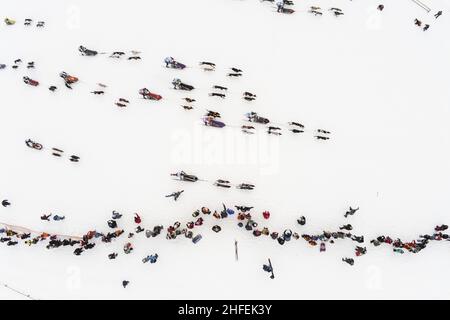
[139,88,163,101]
[146,92,162,101]
[134,213,141,224]
[195,217,203,226]
[262,211,270,219]
[23,77,39,86]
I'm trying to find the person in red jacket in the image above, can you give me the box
[134,213,141,224]
[263,211,270,219]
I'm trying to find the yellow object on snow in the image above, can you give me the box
[4,18,16,25]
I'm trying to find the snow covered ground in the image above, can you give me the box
[1,0,450,300]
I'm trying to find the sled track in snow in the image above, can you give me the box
[0,282,38,300]
[411,0,431,12]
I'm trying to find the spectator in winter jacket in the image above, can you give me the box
[342,258,354,266]
[112,211,122,220]
[435,224,448,232]
[1,200,11,207]
[434,11,443,19]
[355,246,367,256]
[143,254,159,264]
[297,216,306,225]
[123,242,133,254]
[344,207,359,218]
[41,214,52,221]
[107,220,117,228]
[134,213,142,224]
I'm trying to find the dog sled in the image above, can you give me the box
[171,171,199,182]
[172,61,186,69]
[281,8,295,14]
[25,139,43,150]
[246,112,270,124]
[203,116,226,128]
[60,72,79,89]
[23,77,39,86]
[79,45,98,56]
[60,72,79,84]
[4,18,16,25]
[178,83,194,91]
[165,57,186,70]
[172,78,194,91]
[139,88,163,101]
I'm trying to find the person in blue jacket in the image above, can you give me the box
[142,253,159,264]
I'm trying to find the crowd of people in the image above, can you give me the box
[1,199,449,284]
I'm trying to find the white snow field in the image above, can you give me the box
[1,0,450,300]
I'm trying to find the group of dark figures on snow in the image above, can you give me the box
[267,1,345,16]
[161,58,333,140]
[414,9,443,32]
[170,171,255,190]
[2,197,449,283]
[263,0,444,28]
[200,109,332,140]
[12,50,333,141]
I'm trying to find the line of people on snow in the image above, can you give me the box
[2,205,449,276]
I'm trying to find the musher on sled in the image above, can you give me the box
[203,116,226,128]
[139,88,162,101]
[4,18,16,25]
[171,171,199,182]
[277,1,295,14]
[23,76,39,86]
[172,78,194,91]
[164,57,186,69]
[60,71,79,89]
[246,112,270,124]
[79,45,98,56]
[25,139,43,150]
